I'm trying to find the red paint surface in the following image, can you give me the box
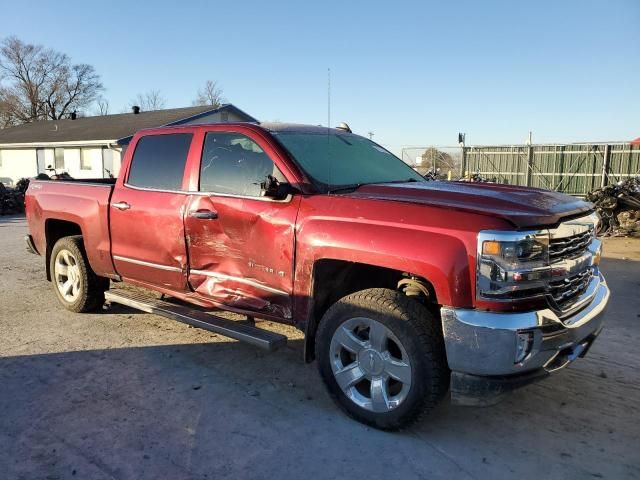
[26,123,594,326]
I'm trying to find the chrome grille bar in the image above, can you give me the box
[546,213,599,312]
[549,229,593,260]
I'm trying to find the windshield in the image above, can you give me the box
[272,131,424,191]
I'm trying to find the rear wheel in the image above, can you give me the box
[50,236,109,312]
[316,288,449,430]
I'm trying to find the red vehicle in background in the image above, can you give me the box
[25,122,609,429]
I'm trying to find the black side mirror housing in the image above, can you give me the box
[261,174,292,200]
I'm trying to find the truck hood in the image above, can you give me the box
[349,181,593,228]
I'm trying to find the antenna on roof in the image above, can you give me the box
[327,68,331,129]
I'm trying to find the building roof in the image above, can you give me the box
[0,104,258,146]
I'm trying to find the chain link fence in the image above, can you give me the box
[400,143,640,196]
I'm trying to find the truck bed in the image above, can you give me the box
[26,179,117,279]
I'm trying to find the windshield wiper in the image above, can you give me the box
[378,178,421,184]
[327,183,365,194]
[328,178,421,194]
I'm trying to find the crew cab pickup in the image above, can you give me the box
[25,122,610,429]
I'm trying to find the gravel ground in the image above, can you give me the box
[1,214,639,480]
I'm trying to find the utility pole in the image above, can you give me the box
[368,131,374,140]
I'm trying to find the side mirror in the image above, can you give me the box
[260,174,291,200]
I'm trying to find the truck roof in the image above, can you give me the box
[137,122,355,137]
[260,123,354,135]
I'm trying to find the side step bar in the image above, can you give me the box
[105,290,287,351]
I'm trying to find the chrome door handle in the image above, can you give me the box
[112,201,131,210]
[189,209,218,220]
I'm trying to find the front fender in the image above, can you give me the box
[291,195,510,327]
[297,224,471,306]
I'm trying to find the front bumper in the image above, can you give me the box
[441,273,609,405]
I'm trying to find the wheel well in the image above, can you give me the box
[304,259,437,362]
[45,219,82,281]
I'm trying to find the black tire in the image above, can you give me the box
[49,235,109,312]
[316,288,449,430]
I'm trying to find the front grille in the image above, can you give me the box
[549,227,593,261]
[547,215,597,312]
[548,268,592,310]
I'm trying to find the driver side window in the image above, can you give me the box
[199,132,284,197]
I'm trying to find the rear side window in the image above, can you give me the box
[199,132,283,197]
[127,133,192,190]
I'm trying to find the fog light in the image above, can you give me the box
[515,331,534,364]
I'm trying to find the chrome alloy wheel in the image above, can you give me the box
[329,317,412,413]
[54,249,82,303]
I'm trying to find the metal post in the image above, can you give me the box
[525,145,534,187]
[461,147,467,178]
[601,144,611,188]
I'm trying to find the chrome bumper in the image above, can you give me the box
[441,273,609,377]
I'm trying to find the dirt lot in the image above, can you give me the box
[1,215,639,480]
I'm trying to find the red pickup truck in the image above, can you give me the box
[25,122,609,429]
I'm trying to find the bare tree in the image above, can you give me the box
[43,63,103,120]
[94,97,109,115]
[193,80,224,107]
[130,90,166,111]
[0,36,103,126]
[0,88,22,128]
[421,147,455,169]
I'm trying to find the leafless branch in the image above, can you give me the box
[130,90,166,111]
[0,36,103,125]
[193,80,224,108]
[94,97,109,115]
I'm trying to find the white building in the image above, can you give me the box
[0,104,257,185]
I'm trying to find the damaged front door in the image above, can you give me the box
[184,131,300,320]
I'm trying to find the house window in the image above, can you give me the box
[80,149,93,170]
[54,148,65,169]
[220,112,229,122]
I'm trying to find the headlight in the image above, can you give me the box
[477,230,550,301]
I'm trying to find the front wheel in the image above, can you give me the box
[316,288,449,430]
[50,236,109,312]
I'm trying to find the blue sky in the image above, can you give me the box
[2,0,638,153]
